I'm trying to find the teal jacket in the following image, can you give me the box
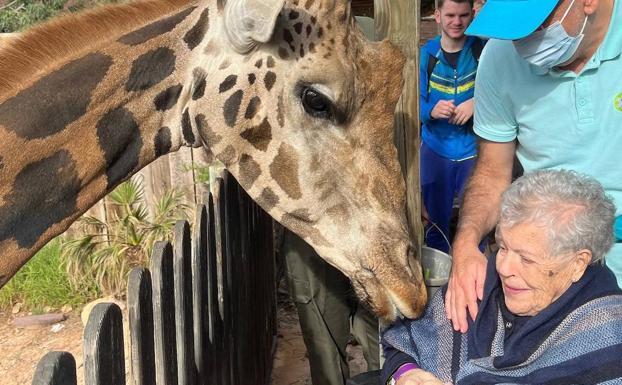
[420,36,483,160]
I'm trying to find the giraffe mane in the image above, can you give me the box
[0,0,196,95]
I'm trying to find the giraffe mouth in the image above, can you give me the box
[352,269,427,322]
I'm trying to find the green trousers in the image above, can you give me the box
[282,229,379,385]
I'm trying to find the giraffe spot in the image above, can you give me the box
[324,52,332,59]
[327,22,332,30]
[306,24,312,37]
[219,75,237,93]
[278,47,290,59]
[277,93,285,127]
[154,127,172,157]
[154,84,183,111]
[310,16,317,24]
[289,10,299,19]
[0,150,80,248]
[266,56,276,68]
[183,7,209,50]
[126,47,176,92]
[317,27,324,39]
[204,39,220,55]
[372,179,395,212]
[248,73,256,85]
[326,203,349,220]
[238,154,261,189]
[217,145,237,166]
[118,6,196,45]
[240,117,272,151]
[254,59,263,68]
[223,90,244,127]
[264,72,277,91]
[96,107,143,189]
[181,109,196,146]
[192,68,207,100]
[257,187,279,211]
[0,53,112,140]
[316,177,338,201]
[244,96,262,120]
[309,42,316,53]
[304,0,314,9]
[300,44,305,58]
[283,29,294,49]
[195,114,221,147]
[0,155,3,170]
[289,209,313,223]
[280,213,331,247]
[270,143,302,200]
[218,59,231,70]
[293,22,303,34]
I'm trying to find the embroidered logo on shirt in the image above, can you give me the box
[615,92,622,112]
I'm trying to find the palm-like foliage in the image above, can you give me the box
[61,178,189,297]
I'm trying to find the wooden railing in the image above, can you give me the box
[32,172,278,385]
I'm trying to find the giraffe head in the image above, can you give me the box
[0,0,425,320]
[186,0,427,320]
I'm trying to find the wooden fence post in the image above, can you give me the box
[83,303,125,385]
[374,0,423,254]
[151,242,178,385]
[174,221,197,385]
[192,205,209,385]
[127,267,155,385]
[31,351,77,385]
[205,192,224,385]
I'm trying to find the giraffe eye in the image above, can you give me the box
[301,87,333,120]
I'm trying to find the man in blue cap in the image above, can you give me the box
[445,0,622,333]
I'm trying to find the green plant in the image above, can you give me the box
[0,239,99,311]
[0,0,122,33]
[183,162,211,184]
[61,178,189,298]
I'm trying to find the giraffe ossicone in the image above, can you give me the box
[0,0,426,320]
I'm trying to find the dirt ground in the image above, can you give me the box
[0,292,366,385]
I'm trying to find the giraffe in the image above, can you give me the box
[0,0,427,320]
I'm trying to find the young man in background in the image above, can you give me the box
[420,0,484,254]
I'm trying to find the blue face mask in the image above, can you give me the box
[513,0,588,69]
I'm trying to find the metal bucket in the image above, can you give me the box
[421,246,452,299]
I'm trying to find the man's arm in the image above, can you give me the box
[445,139,515,333]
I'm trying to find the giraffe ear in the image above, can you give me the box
[224,0,285,54]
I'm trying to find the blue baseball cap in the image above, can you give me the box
[466,0,561,40]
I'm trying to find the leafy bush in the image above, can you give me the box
[60,178,189,298]
[0,240,99,311]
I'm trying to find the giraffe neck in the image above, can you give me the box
[0,0,215,284]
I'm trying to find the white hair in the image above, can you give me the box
[498,169,616,263]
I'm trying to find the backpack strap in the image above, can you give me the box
[426,53,439,93]
[471,38,483,62]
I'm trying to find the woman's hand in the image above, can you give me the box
[396,369,452,385]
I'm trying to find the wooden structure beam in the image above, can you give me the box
[374,0,423,253]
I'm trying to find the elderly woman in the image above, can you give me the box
[381,170,622,385]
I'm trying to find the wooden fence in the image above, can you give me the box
[32,172,278,385]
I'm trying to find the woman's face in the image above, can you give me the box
[495,223,587,316]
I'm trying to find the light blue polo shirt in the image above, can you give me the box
[473,0,622,285]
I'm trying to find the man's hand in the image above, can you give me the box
[430,100,456,120]
[449,99,474,125]
[397,369,452,385]
[445,242,487,333]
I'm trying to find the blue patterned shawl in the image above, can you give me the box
[382,255,622,384]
